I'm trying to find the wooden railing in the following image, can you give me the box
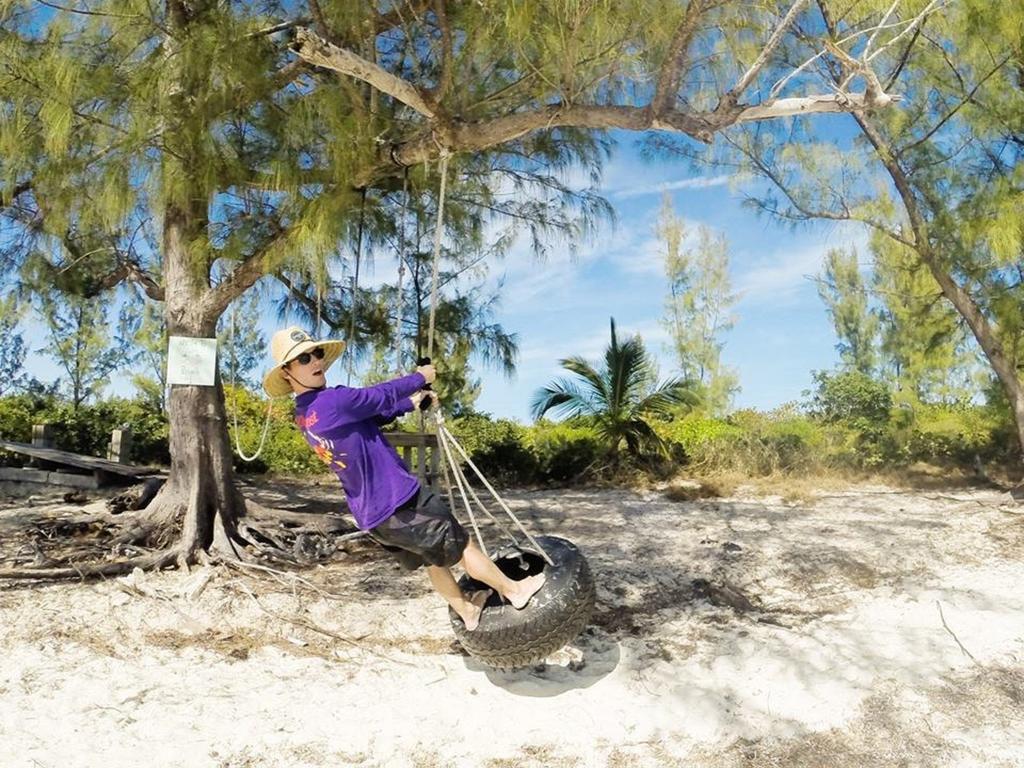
[384,432,440,491]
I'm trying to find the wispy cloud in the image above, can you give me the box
[733,227,869,306]
[734,243,825,305]
[611,174,734,199]
[518,317,671,369]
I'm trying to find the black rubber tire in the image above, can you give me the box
[449,535,595,669]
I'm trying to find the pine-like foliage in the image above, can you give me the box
[658,195,738,414]
[817,246,879,376]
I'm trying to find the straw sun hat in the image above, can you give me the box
[262,326,345,397]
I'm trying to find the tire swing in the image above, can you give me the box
[413,153,595,669]
[435,417,596,670]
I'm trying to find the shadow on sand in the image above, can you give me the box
[461,626,621,697]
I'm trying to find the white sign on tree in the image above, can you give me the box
[167,336,218,386]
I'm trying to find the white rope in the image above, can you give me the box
[406,151,552,563]
[435,415,488,556]
[437,418,553,566]
[434,420,520,545]
[229,304,273,462]
[425,153,449,360]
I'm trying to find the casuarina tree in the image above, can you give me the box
[0,1,910,573]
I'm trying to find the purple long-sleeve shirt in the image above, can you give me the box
[293,372,427,530]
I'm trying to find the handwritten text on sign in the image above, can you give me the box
[167,336,218,386]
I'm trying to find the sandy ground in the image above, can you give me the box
[1,480,1023,768]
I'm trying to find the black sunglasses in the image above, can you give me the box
[289,347,325,366]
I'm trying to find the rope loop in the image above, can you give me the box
[228,303,274,462]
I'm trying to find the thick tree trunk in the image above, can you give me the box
[152,378,250,562]
[137,205,251,564]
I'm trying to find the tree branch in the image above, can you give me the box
[376,0,432,34]
[375,93,899,183]
[91,259,165,301]
[292,28,438,119]
[431,0,454,101]
[725,0,809,103]
[722,134,914,247]
[201,226,288,320]
[651,0,706,116]
[273,270,341,329]
[898,54,1010,156]
[291,26,900,187]
[246,17,311,38]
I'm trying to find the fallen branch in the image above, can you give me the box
[221,558,352,600]
[936,600,980,666]
[0,549,177,581]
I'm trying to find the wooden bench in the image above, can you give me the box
[0,425,157,489]
[385,432,441,491]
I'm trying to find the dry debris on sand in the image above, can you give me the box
[1,480,1022,767]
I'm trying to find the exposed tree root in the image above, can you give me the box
[0,549,177,581]
[2,483,364,580]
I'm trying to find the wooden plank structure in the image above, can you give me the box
[385,432,441,491]
[0,430,158,489]
[0,425,438,491]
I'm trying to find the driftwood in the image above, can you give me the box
[0,549,177,581]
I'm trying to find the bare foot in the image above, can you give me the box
[458,589,492,631]
[506,573,546,610]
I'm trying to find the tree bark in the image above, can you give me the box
[137,205,251,564]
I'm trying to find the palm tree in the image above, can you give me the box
[531,318,699,459]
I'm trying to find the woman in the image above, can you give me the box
[263,326,544,630]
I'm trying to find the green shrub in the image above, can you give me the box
[808,370,893,428]
[448,412,537,486]
[0,394,39,443]
[0,395,164,463]
[901,404,1001,464]
[655,414,743,455]
[805,371,898,468]
[524,420,602,482]
[224,385,329,476]
[654,409,824,475]
[101,398,170,465]
[0,393,41,466]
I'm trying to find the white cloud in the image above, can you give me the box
[734,226,869,306]
[611,174,734,199]
[518,317,671,370]
[734,242,825,305]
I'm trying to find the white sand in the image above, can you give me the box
[1,484,1022,767]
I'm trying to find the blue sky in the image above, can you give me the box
[356,134,865,421]
[16,132,866,422]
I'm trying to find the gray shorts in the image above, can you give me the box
[368,488,468,570]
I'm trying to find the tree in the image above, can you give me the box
[0,295,33,397]
[658,196,738,413]
[126,301,170,411]
[816,246,879,375]
[32,288,123,410]
[699,0,1024,469]
[870,234,974,403]
[0,1,907,571]
[531,317,699,459]
[218,290,267,392]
